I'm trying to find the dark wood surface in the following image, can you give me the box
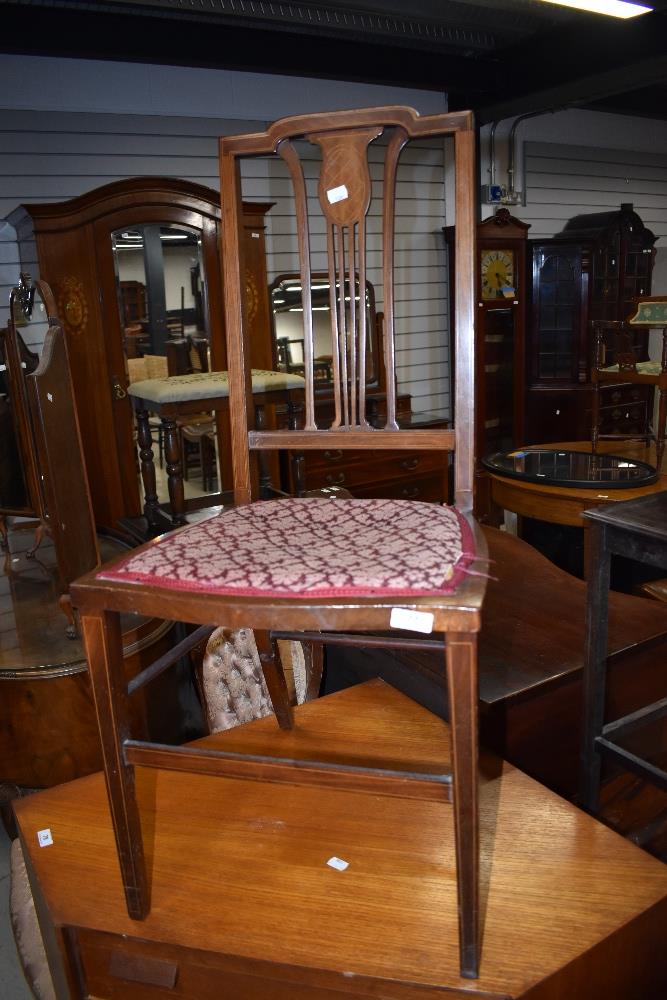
[325,525,667,811]
[14,682,667,1000]
[584,489,667,538]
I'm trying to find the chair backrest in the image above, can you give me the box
[219,107,476,511]
[126,354,169,383]
[594,296,667,374]
[592,319,640,371]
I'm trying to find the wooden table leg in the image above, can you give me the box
[135,408,161,532]
[162,417,187,527]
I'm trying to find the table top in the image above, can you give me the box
[482,448,658,489]
[13,680,667,996]
[583,490,667,542]
[0,529,163,677]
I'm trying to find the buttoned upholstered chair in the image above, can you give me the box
[591,297,667,469]
[71,106,488,979]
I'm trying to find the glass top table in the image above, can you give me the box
[482,448,658,489]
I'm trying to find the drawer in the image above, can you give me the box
[599,400,648,434]
[74,928,348,999]
[355,472,448,503]
[72,927,466,1000]
[603,385,646,405]
[303,450,446,490]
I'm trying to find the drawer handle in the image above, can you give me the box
[324,449,343,461]
[401,485,420,499]
[399,457,420,471]
[108,951,178,988]
[325,472,346,485]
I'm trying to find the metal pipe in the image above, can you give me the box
[489,120,499,189]
[507,109,558,201]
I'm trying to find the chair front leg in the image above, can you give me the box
[135,408,161,532]
[445,630,479,980]
[82,610,149,919]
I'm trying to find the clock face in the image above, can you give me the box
[480,249,515,300]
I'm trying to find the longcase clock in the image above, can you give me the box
[475,208,530,517]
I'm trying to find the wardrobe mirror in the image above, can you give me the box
[111,223,208,361]
[270,274,379,388]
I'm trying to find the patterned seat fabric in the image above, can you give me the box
[127,368,305,405]
[99,498,475,598]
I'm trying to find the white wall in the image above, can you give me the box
[480,110,667,244]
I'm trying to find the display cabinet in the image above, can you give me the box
[8,179,273,531]
[526,203,656,443]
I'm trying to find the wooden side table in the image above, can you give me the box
[580,490,667,811]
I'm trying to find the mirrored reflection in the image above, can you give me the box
[270,274,378,387]
[112,224,208,360]
[111,224,216,505]
[482,448,658,488]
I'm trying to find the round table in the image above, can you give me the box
[481,441,667,574]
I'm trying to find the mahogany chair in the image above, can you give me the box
[71,106,487,979]
[591,296,667,468]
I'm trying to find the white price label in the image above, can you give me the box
[37,828,53,848]
[326,184,348,204]
[327,856,349,871]
[390,607,434,634]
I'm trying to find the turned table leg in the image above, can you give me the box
[135,408,161,532]
[162,417,187,527]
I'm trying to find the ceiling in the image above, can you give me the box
[2,0,667,124]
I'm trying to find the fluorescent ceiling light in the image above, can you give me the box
[538,0,651,17]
